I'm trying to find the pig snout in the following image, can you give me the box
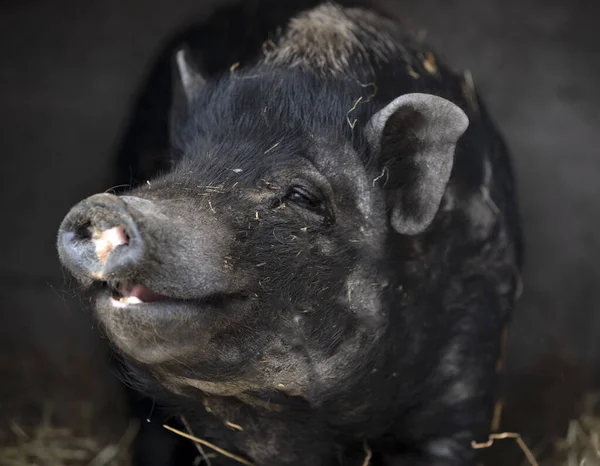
[57,193,145,283]
[58,192,238,300]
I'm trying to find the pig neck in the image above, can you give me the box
[173,334,425,466]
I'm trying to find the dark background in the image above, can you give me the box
[0,0,598,463]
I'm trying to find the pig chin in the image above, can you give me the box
[92,282,250,366]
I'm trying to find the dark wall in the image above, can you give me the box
[0,0,598,457]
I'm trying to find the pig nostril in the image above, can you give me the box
[73,221,93,242]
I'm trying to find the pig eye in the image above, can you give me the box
[286,186,321,210]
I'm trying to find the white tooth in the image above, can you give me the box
[110,297,127,308]
[125,296,143,304]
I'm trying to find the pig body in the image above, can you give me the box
[58,1,522,465]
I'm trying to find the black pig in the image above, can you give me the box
[57,1,522,465]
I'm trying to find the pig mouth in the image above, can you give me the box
[100,281,246,310]
[108,283,170,307]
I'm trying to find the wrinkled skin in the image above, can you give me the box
[57,1,522,465]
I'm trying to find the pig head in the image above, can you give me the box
[58,66,468,405]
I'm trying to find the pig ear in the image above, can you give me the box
[173,46,206,104]
[366,93,469,235]
[170,46,206,139]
